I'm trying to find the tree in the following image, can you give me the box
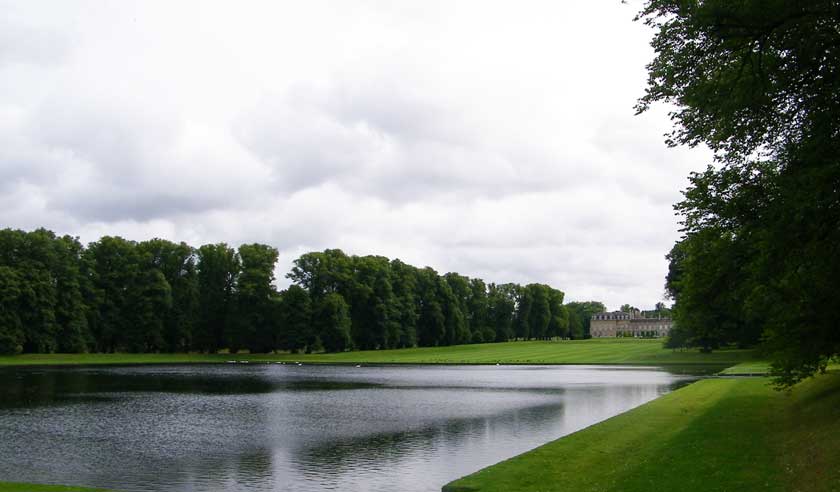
[138,239,198,352]
[346,255,395,350]
[3,229,60,353]
[0,230,93,354]
[126,268,171,352]
[236,243,279,353]
[514,285,532,340]
[565,301,606,339]
[637,0,840,385]
[651,302,671,318]
[620,304,638,314]
[280,285,312,353]
[52,235,92,353]
[416,268,446,346]
[664,323,690,351]
[527,284,551,340]
[0,266,24,354]
[442,287,468,346]
[195,243,240,353]
[488,283,517,342]
[547,289,569,339]
[390,259,419,348]
[443,273,471,345]
[567,314,583,341]
[287,249,353,299]
[468,278,494,343]
[663,229,760,352]
[314,292,352,352]
[84,236,173,353]
[83,236,140,352]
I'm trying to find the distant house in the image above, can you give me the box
[590,309,672,338]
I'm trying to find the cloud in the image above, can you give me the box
[0,20,67,67]
[235,77,619,203]
[0,0,713,309]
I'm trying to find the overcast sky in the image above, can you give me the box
[0,1,711,310]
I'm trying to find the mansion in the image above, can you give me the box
[590,310,672,338]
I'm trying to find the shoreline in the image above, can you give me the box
[0,339,755,368]
[442,369,840,492]
[0,360,740,369]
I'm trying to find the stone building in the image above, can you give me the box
[590,309,672,338]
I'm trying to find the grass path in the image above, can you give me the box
[443,370,840,492]
[0,339,754,367]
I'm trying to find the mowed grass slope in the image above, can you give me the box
[0,338,754,367]
[444,370,840,492]
[718,360,773,375]
[720,360,840,375]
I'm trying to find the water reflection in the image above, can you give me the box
[0,364,703,492]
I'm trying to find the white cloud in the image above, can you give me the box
[0,0,712,309]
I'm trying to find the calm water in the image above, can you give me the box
[0,364,706,492]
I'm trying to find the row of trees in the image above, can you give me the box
[637,1,840,385]
[0,228,591,355]
[287,249,578,351]
[0,229,277,354]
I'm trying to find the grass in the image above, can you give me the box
[0,483,107,492]
[443,370,840,492]
[720,360,840,376]
[719,360,772,375]
[0,338,755,367]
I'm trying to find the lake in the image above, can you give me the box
[0,364,706,492]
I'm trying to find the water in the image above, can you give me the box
[0,364,706,492]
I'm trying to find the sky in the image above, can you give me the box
[0,1,712,310]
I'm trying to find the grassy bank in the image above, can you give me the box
[718,360,772,375]
[720,360,840,376]
[444,370,840,492]
[0,338,754,367]
[0,483,106,492]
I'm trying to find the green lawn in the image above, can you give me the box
[719,360,772,375]
[443,370,840,492]
[0,339,754,367]
[720,360,840,375]
[0,483,106,492]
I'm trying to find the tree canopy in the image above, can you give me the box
[0,228,578,355]
[637,0,840,385]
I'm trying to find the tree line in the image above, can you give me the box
[0,228,596,355]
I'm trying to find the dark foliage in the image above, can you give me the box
[0,228,575,355]
[638,0,840,385]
